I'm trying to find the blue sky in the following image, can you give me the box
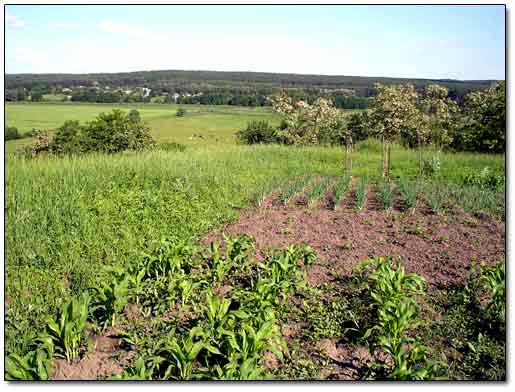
[5,4,505,80]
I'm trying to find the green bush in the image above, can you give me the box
[176,108,187,117]
[21,110,156,156]
[236,121,278,144]
[5,126,22,141]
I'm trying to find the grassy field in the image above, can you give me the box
[5,102,279,152]
[4,103,505,380]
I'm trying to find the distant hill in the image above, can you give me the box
[5,69,497,98]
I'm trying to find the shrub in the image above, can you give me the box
[20,110,156,157]
[159,142,187,152]
[462,167,504,191]
[176,108,187,117]
[236,120,278,144]
[5,126,22,141]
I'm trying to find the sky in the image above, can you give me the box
[4,4,505,80]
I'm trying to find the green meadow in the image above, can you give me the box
[5,102,279,152]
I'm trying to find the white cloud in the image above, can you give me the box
[97,19,160,42]
[7,48,50,73]
[6,12,25,28]
[97,19,132,35]
[53,22,80,29]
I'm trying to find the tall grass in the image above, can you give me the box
[5,145,341,354]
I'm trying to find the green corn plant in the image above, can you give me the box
[224,234,255,265]
[44,293,90,363]
[355,176,369,211]
[333,175,350,210]
[110,357,156,380]
[91,271,129,330]
[228,321,284,361]
[212,357,265,380]
[357,257,425,306]
[5,347,54,381]
[141,240,196,279]
[201,292,235,338]
[126,266,147,305]
[158,327,221,380]
[397,177,418,211]
[377,179,394,210]
[481,262,505,321]
[306,177,332,208]
[359,257,443,380]
[280,175,311,205]
[209,241,237,283]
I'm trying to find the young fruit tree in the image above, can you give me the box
[268,90,350,171]
[417,84,458,175]
[368,83,419,178]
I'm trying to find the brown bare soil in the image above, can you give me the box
[52,326,128,380]
[202,191,505,287]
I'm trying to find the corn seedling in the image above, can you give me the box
[91,270,129,330]
[481,262,505,321]
[158,327,221,380]
[45,293,90,363]
[358,257,443,380]
[5,348,53,380]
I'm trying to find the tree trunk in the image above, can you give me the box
[418,131,422,177]
[345,137,353,174]
[382,139,390,178]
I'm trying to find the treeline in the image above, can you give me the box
[6,69,495,101]
[238,82,506,156]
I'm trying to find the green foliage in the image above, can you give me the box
[332,175,350,210]
[159,142,187,152]
[44,293,90,363]
[346,111,370,143]
[453,81,505,153]
[5,125,23,141]
[22,109,156,156]
[236,120,278,144]
[5,347,53,381]
[357,257,443,380]
[355,176,368,210]
[377,179,394,210]
[396,177,417,210]
[176,108,187,117]
[91,267,129,330]
[481,262,505,321]
[462,166,504,191]
[280,175,312,205]
[306,177,332,208]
